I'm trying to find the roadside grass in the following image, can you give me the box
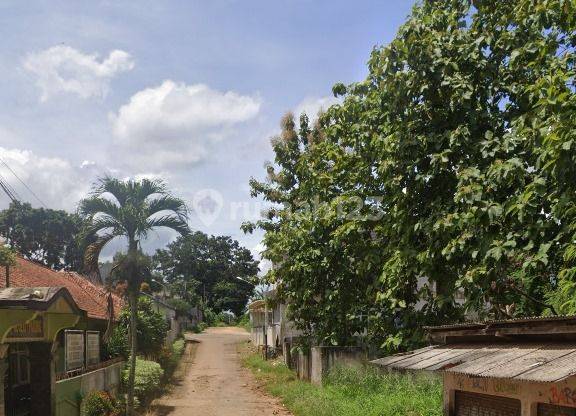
[241,345,442,416]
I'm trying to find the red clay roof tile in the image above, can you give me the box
[0,256,124,320]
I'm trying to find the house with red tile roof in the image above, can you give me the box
[0,256,125,416]
[0,257,123,322]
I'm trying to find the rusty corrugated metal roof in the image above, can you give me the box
[371,343,576,383]
[425,315,576,331]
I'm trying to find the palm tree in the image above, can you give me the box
[79,176,189,415]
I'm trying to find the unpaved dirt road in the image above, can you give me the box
[149,327,291,416]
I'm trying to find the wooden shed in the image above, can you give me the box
[372,316,576,416]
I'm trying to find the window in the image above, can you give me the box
[86,332,100,366]
[65,330,85,371]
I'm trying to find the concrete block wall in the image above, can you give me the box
[55,361,124,416]
[310,346,366,385]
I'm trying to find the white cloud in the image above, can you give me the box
[110,80,261,171]
[251,242,272,276]
[294,95,340,121]
[23,46,134,101]
[0,147,100,210]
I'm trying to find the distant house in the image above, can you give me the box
[248,289,301,353]
[0,256,124,416]
[142,293,180,345]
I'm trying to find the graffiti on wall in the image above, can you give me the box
[549,386,576,407]
[452,374,520,397]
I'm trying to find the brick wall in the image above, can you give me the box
[455,391,521,416]
[538,403,576,416]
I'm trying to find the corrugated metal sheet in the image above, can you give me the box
[371,343,576,383]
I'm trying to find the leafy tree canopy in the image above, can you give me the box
[246,0,575,350]
[153,231,259,316]
[0,201,87,270]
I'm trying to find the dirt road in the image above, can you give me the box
[149,327,291,416]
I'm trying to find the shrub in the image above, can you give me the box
[190,322,208,333]
[237,313,251,332]
[107,297,168,359]
[122,358,164,405]
[158,339,186,377]
[81,391,118,416]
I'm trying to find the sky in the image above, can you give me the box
[0,0,416,266]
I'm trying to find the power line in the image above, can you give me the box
[0,156,47,208]
[0,177,18,203]
[0,172,21,201]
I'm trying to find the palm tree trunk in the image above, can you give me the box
[126,241,139,416]
[127,288,138,415]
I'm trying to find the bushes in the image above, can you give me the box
[237,313,251,332]
[158,339,186,378]
[105,297,168,360]
[243,350,442,416]
[122,358,164,405]
[81,391,123,416]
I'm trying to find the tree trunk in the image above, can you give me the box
[126,241,139,416]
[127,288,138,415]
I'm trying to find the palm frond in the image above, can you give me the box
[136,178,167,202]
[92,176,130,206]
[79,196,122,219]
[145,215,190,237]
[84,232,120,273]
[84,215,126,236]
[146,194,189,220]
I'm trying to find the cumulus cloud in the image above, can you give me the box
[23,46,134,101]
[110,80,261,171]
[251,242,272,276]
[0,147,100,210]
[294,95,340,121]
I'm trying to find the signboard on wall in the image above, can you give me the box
[65,330,85,371]
[86,331,100,366]
[6,316,44,341]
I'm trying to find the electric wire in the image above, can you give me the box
[0,156,47,207]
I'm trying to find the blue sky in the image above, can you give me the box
[0,0,415,262]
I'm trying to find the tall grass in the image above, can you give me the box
[242,350,443,416]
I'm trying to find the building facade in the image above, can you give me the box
[373,316,576,416]
[0,257,124,416]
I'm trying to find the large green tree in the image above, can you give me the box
[79,177,189,415]
[246,0,575,351]
[0,201,87,271]
[153,231,259,316]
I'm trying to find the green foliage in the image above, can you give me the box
[122,358,164,405]
[191,322,208,333]
[0,245,16,267]
[158,339,186,377]
[243,350,442,416]
[237,313,251,332]
[108,296,169,358]
[153,231,259,316]
[0,201,88,270]
[104,323,130,359]
[167,298,193,316]
[246,0,576,350]
[81,391,123,416]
